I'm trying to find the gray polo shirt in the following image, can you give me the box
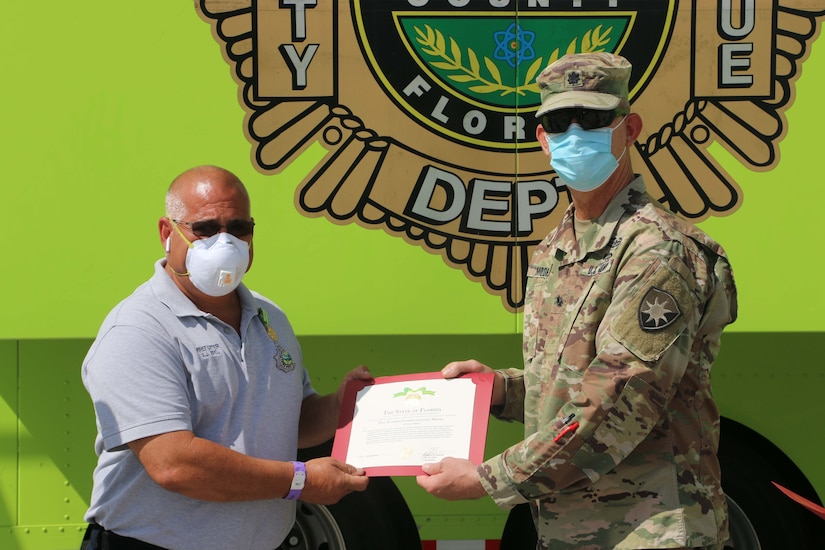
[82,260,316,550]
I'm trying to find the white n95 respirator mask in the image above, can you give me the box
[170,221,250,297]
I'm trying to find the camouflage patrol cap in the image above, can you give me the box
[535,52,631,117]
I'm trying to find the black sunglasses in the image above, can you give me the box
[540,108,617,134]
[172,218,255,238]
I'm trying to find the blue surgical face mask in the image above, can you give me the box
[546,117,626,192]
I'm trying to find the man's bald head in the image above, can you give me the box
[165,165,250,220]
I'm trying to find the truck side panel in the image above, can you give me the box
[2,332,822,547]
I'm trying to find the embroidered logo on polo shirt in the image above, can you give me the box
[196,344,223,358]
[274,346,295,373]
[638,287,681,331]
[258,307,296,373]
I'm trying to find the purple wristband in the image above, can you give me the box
[285,461,306,501]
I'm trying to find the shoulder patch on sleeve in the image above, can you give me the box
[610,262,697,362]
[638,287,681,331]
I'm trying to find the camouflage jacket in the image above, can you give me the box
[477,177,738,549]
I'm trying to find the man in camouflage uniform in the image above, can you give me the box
[416,52,738,549]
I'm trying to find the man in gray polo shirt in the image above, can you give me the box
[81,165,371,550]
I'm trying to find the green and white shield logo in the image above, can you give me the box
[353,0,675,149]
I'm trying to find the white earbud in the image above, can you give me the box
[165,237,171,253]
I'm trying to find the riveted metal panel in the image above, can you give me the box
[0,340,18,529]
[17,340,95,531]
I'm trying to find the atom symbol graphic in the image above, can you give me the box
[493,23,536,68]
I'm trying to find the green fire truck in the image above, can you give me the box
[3,1,825,548]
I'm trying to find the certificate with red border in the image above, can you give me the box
[331,372,494,476]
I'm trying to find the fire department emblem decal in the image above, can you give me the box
[197,0,825,311]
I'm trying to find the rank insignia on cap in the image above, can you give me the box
[638,287,681,331]
[565,70,583,88]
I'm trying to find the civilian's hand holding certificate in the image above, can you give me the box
[331,372,494,476]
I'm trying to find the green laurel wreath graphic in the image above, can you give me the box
[393,387,436,398]
[413,24,613,97]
